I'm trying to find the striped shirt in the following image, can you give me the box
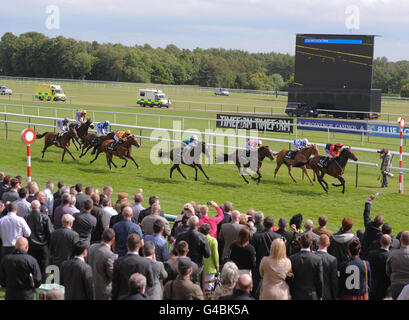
[0,211,31,247]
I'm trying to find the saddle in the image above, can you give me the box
[53,135,61,146]
[285,150,298,159]
[108,141,116,151]
[317,156,330,169]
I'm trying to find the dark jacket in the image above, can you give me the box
[250,229,281,267]
[289,250,324,300]
[61,257,95,300]
[25,210,54,246]
[315,250,339,300]
[137,206,165,224]
[49,227,80,268]
[338,257,371,298]
[328,230,357,267]
[164,256,199,285]
[219,288,255,300]
[117,292,148,300]
[367,248,390,300]
[90,206,107,243]
[361,201,383,259]
[276,228,294,256]
[0,248,42,300]
[75,193,91,211]
[111,253,154,300]
[73,211,97,246]
[175,229,210,268]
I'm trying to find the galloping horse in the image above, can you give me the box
[158,142,211,181]
[36,126,79,162]
[99,135,141,170]
[307,147,358,193]
[216,146,275,184]
[70,119,94,150]
[80,132,115,159]
[273,144,320,185]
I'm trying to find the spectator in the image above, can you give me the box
[212,261,240,300]
[102,197,118,228]
[397,284,409,300]
[252,211,264,233]
[301,219,319,251]
[42,181,54,219]
[367,234,392,300]
[315,234,338,300]
[250,216,281,298]
[34,191,49,216]
[13,187,31,218]
[68,194,80,214]
[313,215,334,237]
[111,234,154,300]
[219,210,245,265]
[90,193,108,244]
[163,259,204,300]
[15,176,23,188]
[361,194,384,259]
[26,181,39,203]
[49,214,80,268]
[172,204,195,238]
[174,215,210,278]
[74,183,90,210]
[52,181,65,213]
[1,178,19,203]
[328,217,357,266]
[259,238,292,300]
[87,228,116,300]
[216,201,233,240]
[109,201,134,227]
[131,193,145,222]
[138,196,165,224]
[0,201,5,218]
[142,241,168,300]
[100,185,113,204]
[289,233,324,300]
[164,241,199,285]
[73,199,97,247]
[289,213,304,233]
[144,219,170,262]
[356,229,365,243]
[53,193,72,229]
[0,175,11,199]
[386,231,409,299]
[0,202,31,260]
[367,223,400,252]
[61,240,95,300]
[199,223,219,292]
[219,273,255,300]
[275,218,294,256]
[113,206,143,257]
[25,200,54,281]
[45,288,65,300]
[338,239,371,300]
[141,202,170,237]
[117,273,148,300]
[0,237,42,300]
[229,227,256,276]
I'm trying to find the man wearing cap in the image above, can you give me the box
[75,110,87,128]
[378,148,392,188]
[318,142,344,168]
[286,138,310,159]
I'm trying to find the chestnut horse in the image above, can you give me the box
[158,142,211,181]
[307,147,358,193]
[36,126,78,162]
[100,135,141,170]
[273,144,319,185]
[216,146,275,184]
[70,119,94,151]
[80,132,115,159]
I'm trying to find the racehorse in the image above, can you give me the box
[36,126,79,162]
[80,132,115,159]
[99,135,141,170]
[273,144,320,185]
[216,146,275,184]
[158,142,211,181]
[70,119,94,151]
[307,147,358,193]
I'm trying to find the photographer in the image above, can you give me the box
[378,148,392,188]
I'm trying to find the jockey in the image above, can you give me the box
[110,130,131,150]
[319,142,343,168]
[293,138,309,151]
[75,110,87,127]
[96,121,110,137]
[55,118,70,145]
[181,135,198,158]
[246,139,262,152]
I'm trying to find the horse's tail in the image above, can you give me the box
[293,161,309,168]
[215,153,230,163]
[36,132,48,139]
[158,150,169,158]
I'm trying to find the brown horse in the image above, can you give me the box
[216,146,275,184]
[158,142,211,181]
[70,119,94,151]
[36,126,79,162]
[99,135,141,170]
[80,132,115,159]
[307,147,358,193]
[273,144,320,185]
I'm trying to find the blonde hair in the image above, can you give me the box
[269,238,287,261]
[239,214,248,225]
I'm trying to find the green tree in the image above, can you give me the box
[73,52,97,79]
[401,83,409,97]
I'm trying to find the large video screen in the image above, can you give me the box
[294,34,375,89]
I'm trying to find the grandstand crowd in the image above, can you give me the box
[0,171,409,301]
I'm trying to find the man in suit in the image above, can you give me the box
[90,193,108,244]
[386,231,409,299]
[137,196,166,224]
[289,233,324,300]
[61,240,95,300]
[73,199,97,247]
[219,273,255,300]
[117,273,148,300]
[111,233,154,300]
[141,202,171,237]
[142,240,168,299]
[301,219,320,251]
[13,187,31,219]
[49,214,80,268]
[216,202,233,263]
[367,234,391,300]
[250,216,281,298]
[313,215,334,237]
[361,195,384,259]
[74,183,91,211]
[276,218,294,256]
[113,206,143,257]
[315,234,338,300]
[87,228,116,300]
[0,237,42,300]
[219,210,245,264]
[1,178,19,203]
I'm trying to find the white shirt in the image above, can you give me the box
[0,211,31,247]
[68,205,80,214]
[42,188,54,216]
[317,249,327,253]
[300,248,311,252]
[103,206,118,227]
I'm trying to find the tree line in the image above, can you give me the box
[0,32,408,95]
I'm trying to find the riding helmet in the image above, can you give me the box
[82,110,87,114]
[105,121,110,126]
[257,139,262,145]
[335,142,343,147]
[303,138,309,145]
[64,117,69,122]
[125,130,131,135]
[192,135,198,141]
